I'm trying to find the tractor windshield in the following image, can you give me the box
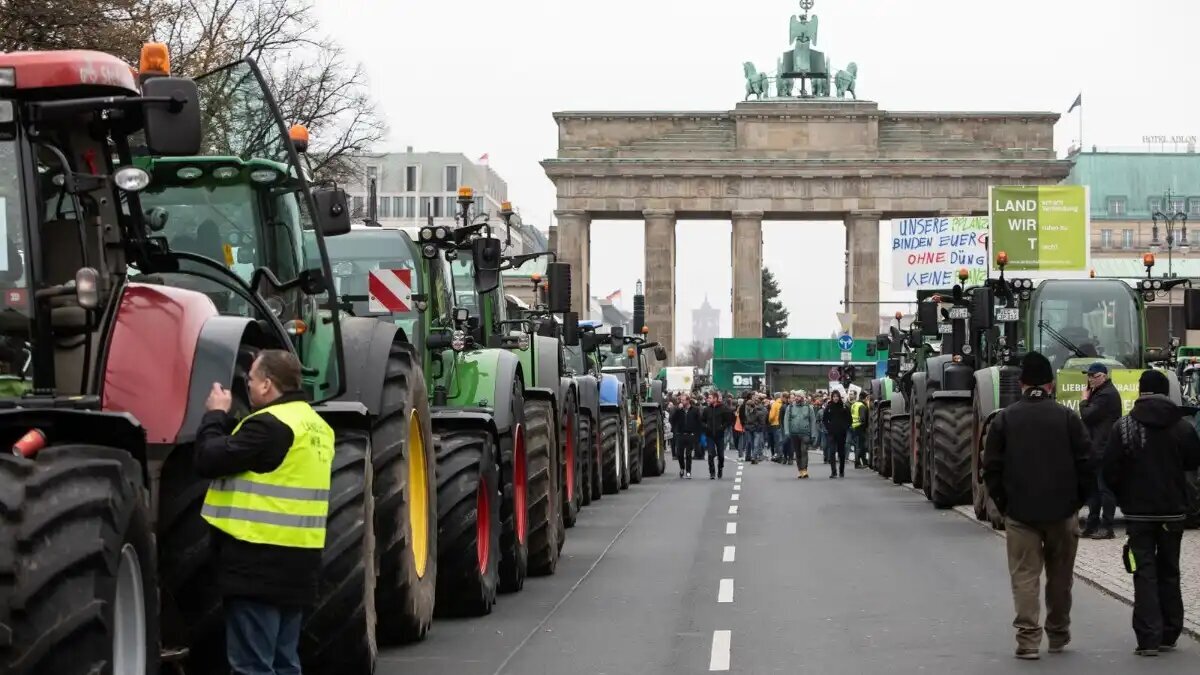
[323,228,422,338]
[0,134,31,388]
[1030,280,1141,370]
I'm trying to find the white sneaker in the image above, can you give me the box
[685,472,692,479]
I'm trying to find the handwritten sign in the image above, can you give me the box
[890,217,989,290]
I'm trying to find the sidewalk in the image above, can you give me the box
[942,499,1200,639]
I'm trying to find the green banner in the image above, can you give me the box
[990,185,1089,273]
[1056,369,1142,415]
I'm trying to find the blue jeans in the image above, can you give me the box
[226,598,303,675]
[751,430,766,461]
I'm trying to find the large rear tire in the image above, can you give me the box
[890,414,911,484]
[561,391,582,528]
[301,429,377,675]
[373,342,437,645]
[619,409,632,490]
[498,384,529,594]
[628,410,644,485]
[929,400,973,509]
[0,446,159,675]
[434,428,501,616]
[526,398,561,577]
[589,410,604,501]
[641,408,665,477]
[599,409,621,494]
[910,410,925,492]
[579,412,594,507]
[921,407,934,501]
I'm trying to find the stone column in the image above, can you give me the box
[844,211,881,340]
[643,209,676,363]
[731,210,764,338]
[554,210,591,318]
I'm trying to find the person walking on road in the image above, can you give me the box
[824,390,852,478]
[1080,362,1122,539]
[745,393,769,464]
[850,391,868,468]
[1102,369,1200,656]
[701,391,728,479]
[195,349,335,675]
[982,351,1092,660]
[768,392,785,460]
[671,394,701,478]
[785,391,818,479]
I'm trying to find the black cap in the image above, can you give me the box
[1139,369,1170,396]
[1020,351,1054,387]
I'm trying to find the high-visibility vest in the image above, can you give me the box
[202,400,335,549]
[850,401,865,429]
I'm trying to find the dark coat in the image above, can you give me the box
[982,389,1092,524]
[1079,378,1122,459]
[823,400,852,437]
[195,391,322,607]
[671,405,703,435]
[700,403,728,438]
[1102,394,1200,521]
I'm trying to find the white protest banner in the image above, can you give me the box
[891,216,989,290]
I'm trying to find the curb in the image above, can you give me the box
[894,481,1200,643]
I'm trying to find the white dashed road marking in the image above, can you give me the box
[728,505,738,515]
[718,578,734,603]
[709,630,731,671]
[734,476,742,483]
[731,493,740,501]
[726,522,737,534]
[733,484,741,491]
[723,545,736,562]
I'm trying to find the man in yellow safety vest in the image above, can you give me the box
[849,392,867,468]
[195,349,334,674]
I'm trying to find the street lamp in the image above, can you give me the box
[635,279,643,295]
[1149,188,1189,337]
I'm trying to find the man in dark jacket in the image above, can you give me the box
[196,349,335,674]
[701,391,728,479]
[1080,362,1122,539]
[983,351,1092,660]
[671,395,702,478]
[1102,370,1200,656]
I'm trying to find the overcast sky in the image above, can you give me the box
[314,0,1198,347]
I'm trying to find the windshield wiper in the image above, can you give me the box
[1037,320,1086,359]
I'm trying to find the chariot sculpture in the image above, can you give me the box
[740,0,860,100]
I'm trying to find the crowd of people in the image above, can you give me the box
[665,386,872,480]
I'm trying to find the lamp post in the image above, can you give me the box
[1149,188,1190,337]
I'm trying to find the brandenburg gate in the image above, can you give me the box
[543,4,1071,363]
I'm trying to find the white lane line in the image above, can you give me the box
[728,505,738,514]
[709,630,731,671]
[733,484,741,491]
[734,476,742,483]
[730,493,740,501]
[723,545,736,562]
[718,578,734,603]
[726,522,737,534]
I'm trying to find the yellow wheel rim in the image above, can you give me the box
[408,411,430,578]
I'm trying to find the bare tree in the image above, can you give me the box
[678,341,714,368]
[0,0,167,58]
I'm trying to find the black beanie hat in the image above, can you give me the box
[1139,369,1170,396]
[1019,351,1054,387]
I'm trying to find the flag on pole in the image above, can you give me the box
[1067,93,1082,113]
[604,290,622,303]
[478,153,489,163]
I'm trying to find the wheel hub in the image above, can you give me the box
[408,411,430,578]
[113,543,146,675]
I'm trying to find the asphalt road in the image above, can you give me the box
[380,451,1200,674]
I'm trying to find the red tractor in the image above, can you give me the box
[0,45,401,674]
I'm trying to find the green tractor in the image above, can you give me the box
[603,292,668,481]
[870,309,939,487]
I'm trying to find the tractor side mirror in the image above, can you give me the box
[472,237,503,294]
[313,187,351,237]
[236,247,255,265]
[654,345,668,362]
[561,311,580,346]
[866,343,876,357]
[1185,289,1200,331]
[887,357,901,378]
[970,288,994,331]
[580,333,599,352]
[917,302,939,335]
[547,262,572,313]
[1145,347,1166,364]
[141,76,201,156]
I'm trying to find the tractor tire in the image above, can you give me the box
[619,409,632,490]
[579,412,594,507]
[928,400,973,509]
[498,383,529,594]
[910,410,925,492]
[525,398,561,577]
[600,409,622,494]
[589,411,604,501]
[921,408,934,501]
[301,428,377,675]
[642,409,665,477]
[561,391,582,528]
[434,428,501,616]
[373,342,437,645]
[890,414,911,484]
[879,412,892,480]
[0,446,159,675]
[973,405,1006,531]
[871,406,884,473]
[628,411,644,485]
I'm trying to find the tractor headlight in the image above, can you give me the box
[962,344,972,355]
[451,330,467,351]
[434,227,448,240]
[212,166,239,180]
[114,166,151,192]
[250,169,279,184]
[518,334,530,351]
[421,244,438,259]
[420,228,433,241]
[1153,280,1163,290]
[176,166,203,180]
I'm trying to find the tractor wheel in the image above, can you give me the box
[628,411,644,485]
[879,412,893,479]
[871,406,884,473]
[301,428,377,675]
[921,408,934,501]
[971,406,988,522]
[642,409,665,477]
[373,342,437,645]
[525,398,561,577]
[434,428,501,616]
[579,412,594,507]
[590,411,604,501]
[928,400,973,509]
[619,409,632,490]
[891,415,911,484]
[561,391,582,528]
[0,446,159,675]
[599,409,621,494]
[498,383,529,594]
[910,410,925,492]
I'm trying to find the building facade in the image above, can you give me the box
[343,149,547,254]
[1064,149,1200,345]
